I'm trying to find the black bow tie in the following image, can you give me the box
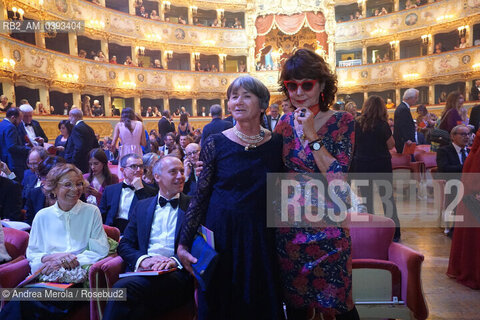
[158,197,179,209]
[25,123,32,127]
[122,183,135,190]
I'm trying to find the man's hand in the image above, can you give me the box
[139,255,176,271]
[194,161,203,177]
[131,176,144,190]
[177,244,198,275]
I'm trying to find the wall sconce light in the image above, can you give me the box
[193,52,200,60]
[458,25,468,38]
[403,73,420,80]
[389,40,399,49]
[421,34,431,45]
[436,15,454,22]
[11,7,24,20]
[165,50,173,60]
[62,73,79,81]
[190,6,197,15]
[121,81,136,88]
[216,9,224,20]
[136,46,145,55]
[473,63,480,70]
[163,1,171,12]
[1,58,16,69]
[88,20,105,29]
[38,0,44,5]
[176,84,191,91]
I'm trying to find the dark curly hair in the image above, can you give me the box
[279,49,337,112]
[357,95,388,132]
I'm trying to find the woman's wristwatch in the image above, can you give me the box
[308,139,323,151]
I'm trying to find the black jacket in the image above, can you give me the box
[64,121,99,173]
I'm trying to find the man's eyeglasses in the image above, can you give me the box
[126,164,144,170]
[455,132,469,137]
[186,150,200,157]
[283,79,317,92]
[59,181,85,190]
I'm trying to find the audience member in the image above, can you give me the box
[439,91,465,133]
[103,156,193,320]
[455,37,468,49]
[438,91,447,103]
[95,51,107,62]
[177,113,192,136]
[435,42,443,54]
[82,95,93,117]
[110,56,117,64]
[84,148,119,206]
[182,143,200,196]
[157,110,175,142]
[18,104,49,147]
[153,59,163,68]
[150,10,159,20]
[265,103,280,131]
[211,64,218,72]
[416,104,436,142]
[469,103,480,132]
[99,153,157,233]
[36,101,49,115]
[0,175,22,221]
[55,119,72,155]
[124,56,134,66]
[394,88,418,153]
[201,104,233,145]
[78,49,87,58]
[470,79,480,101]
[233,17,242,28]
[138,6,148,18]
[0,107,30,182]
[65,108,100,173]
[159,132,178,156]
[178,16,186,24]
[179,134,191,158]
[92,100,104,117]
[22,147,48,201]
[281,97,295,115]
[200,106,207,117]
[386,98,395,109]
[142,152,160,191]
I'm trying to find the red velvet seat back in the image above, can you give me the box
[416,152,437,169]
[3,228,29,259]
[390,153,411,169]
[348,214,395,260]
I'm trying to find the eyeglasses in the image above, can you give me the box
[283,80,317,92]
[59,181,85,190]
[126,164,144,170]
[455,132,469,137]
[186,150,200,157]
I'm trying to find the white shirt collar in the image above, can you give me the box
[157,193,180,201]
[53,200,82,216]
[403,101,410,108]
[452,143,465,153]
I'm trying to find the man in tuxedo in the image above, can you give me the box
[414,120,427,145]
[159,132,178,156]
[470,79,480,101]
[265,103,280,131]
[64,108,99,173]
[0,108,30,182]
[157,110,175,142]
[201,104,233,145]
[21,147,48,201]
[99,153,157,233]
[394,88,418,153]
[183,143,200,196]
[469,104,480,133]
[0,95,12,112]
[17,104,48,147]
[103,156,193,320]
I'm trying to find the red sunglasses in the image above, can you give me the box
[283,79,317,92]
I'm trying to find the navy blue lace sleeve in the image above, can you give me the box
[179,135,216,248]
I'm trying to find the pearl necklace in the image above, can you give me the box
[233,125,265,151]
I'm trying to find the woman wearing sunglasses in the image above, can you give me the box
[275,49,359,320]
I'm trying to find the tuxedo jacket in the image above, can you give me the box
[436,143,465,173]
[470,85,480,102]
[99,182,157,228]
[64,121,99,173]
[469,105,480,133]
[393,102,415,153]
[0,176,23,221]
[21,169,38,201]
[17,120,48,145]
[0,119,30,182]
[265,115,280,132]
[157,117,175,140]
[201,118,232,145]
[118,193,190,272]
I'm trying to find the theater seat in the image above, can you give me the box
[0,228,30,289]
[348,213,428,320]
[98,255,196,320]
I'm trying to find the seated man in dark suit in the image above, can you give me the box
[17,104,49,147]
[0,108,30,182]
[103,156,193,320]
[99,153,157,233]
[183,143,200,196]
[437,124,470,236]
[201,104,233,145]
[64,108,99,173]
[265,103,280,132]
[414,120,427,145]
[21,147,48,201]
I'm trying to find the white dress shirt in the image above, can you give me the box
[135,193,181,271]
[117,186,136,220]
[23,122,38,146]
[270,117,279,131]
[27,200,109,273]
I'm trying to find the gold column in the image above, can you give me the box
[466,81,472,101]
[35,32,45,48]
[162,51,169,69]
[68,32,78,56]
[219,54,225,72]
[104,94,112,116]
[101,39,109,60]
[362,42,367,64]
[395,88,401,105]
[0,1,7,20]
[394,0,399,12]
[133,96,141,115]
[188,7,193,25]
[159,3,165,21]
[220,98,227,115]
[72,92,81,110]
[428,85,435,105]
[131,45,138,66]
[363,91,368,103]
[164,98,170,112]
[39,86,49,109]
[192,98,198,116]
[190,53,196,71]
[467,24,473,47]
[128,0,136,15]
[98,0,105,6]
[428,37,434,54]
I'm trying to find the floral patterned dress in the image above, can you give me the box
[274,111,355,317]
